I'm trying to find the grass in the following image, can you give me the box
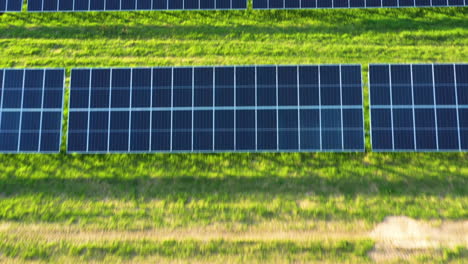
[0,6,467,263]
[0,236,375,262]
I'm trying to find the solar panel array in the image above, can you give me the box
[0,0,23,12]
[27,0,247,11]
[67,65,364,153]
[253,0,467,9]
[0,69,65,153]
[369,64,468,152]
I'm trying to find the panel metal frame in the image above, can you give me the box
[0,68,66,154]
[368,63,468,152]
[68,64,365,154]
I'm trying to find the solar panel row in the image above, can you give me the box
[0,0,23,12]
[67,65,364,153]
[6,0,466,11]
[0,69,65,153]
[369,64,468,151]
[2,64,466,154]
[27,0,247,11]
[253,0,467,9]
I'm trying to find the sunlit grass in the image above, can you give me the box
[0,6,467,263]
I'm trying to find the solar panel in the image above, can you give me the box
[253,0,467,9]
[27,0,247,12]
[68,65,364,153]
[0,69,65,153]
[0,0,23,12]
[369,63,468,152]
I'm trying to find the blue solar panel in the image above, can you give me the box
[253,0,467,9]
[369,63,468,152]
[27,0,247,11]
[68,65,364,153]
[0,0,22,11]
[0,69,65,153]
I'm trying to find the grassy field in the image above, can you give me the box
[0,6,468,263]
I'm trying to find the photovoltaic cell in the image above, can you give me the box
[253,0,467,9]
[0,69,65,153]
[369,63,468,152]
[28,0,247,11]
[68,65,364,153]
[0,0,22,11]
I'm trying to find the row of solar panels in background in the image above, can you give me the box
[0,69,65,153]
[3,0,466,12]
[67,65,364,153]
[27,0,246,12]
[369,64,468,151]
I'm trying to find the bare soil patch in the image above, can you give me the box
[369,216,467,262]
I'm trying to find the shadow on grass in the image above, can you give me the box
[1,19,466,40]
[1,8,467,40]
[0,152,466,200]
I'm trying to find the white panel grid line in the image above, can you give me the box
[38,69,46,152]
[296,65,301,150]
[107,69,112,153]
[431,64,440,151]
[212,67,215,151]
[17,70,26,152]
[233,66,237,151]
[318,65,322,151]
[368,67,374,151]
[170,67,173,151]
[453,64,462,151]
[191,67,194,152]
[66,72,73,152]
[389,65,395,151]
[128,69,133,152]
[0,70,4,142]
[360,65,365,152]
[276,66,279,151]
[254,66,258,151]
[67,105,362,112]
[339,65,344,150]
[410,65,417,150]
[58,69,66,153]
[86,69,92,152]
[149,68,154,152]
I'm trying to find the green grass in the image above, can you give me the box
[0,6,467,263]
[0,237,375,262]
